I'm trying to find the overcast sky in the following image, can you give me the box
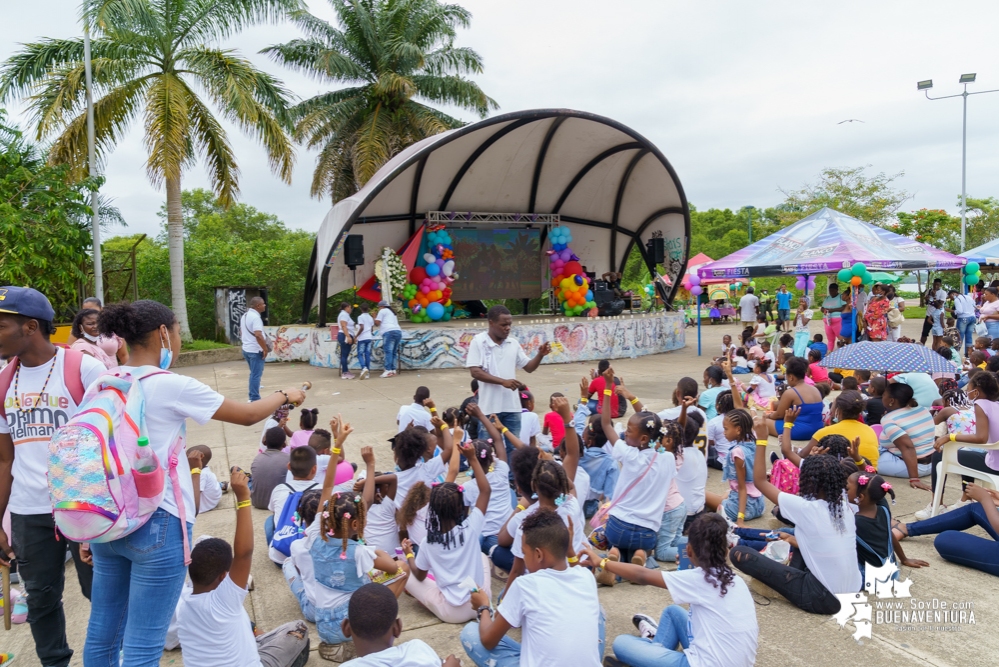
[5,0,999,239]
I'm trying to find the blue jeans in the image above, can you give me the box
[494,412,522,480]
[722,491,766,522]
[613,604,690,667]
[605,514,657,563]
[908,502,999,577]
[243,350,265,401]
[282,559,350,643]
[480,533,499,557]
[654,503,687,562]
[734,527,794,552]
[337,332,352,374]
[356,340,372,370]
[987,321,999,339]
[461,606,606,667]
[382,330,402,371]
[265,514,274,545]
[84,509,193,667]
[957,316,977,351]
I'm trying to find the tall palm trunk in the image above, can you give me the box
[166,173,193,342]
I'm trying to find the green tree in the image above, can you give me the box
[762,166,911,229]
[158,187,293,243]
[264,0,497,201]
[963,197,999,250]
[0,111,94,319]
[894,208,961,253]
[0,0,298,341]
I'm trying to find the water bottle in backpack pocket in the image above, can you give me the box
[270,483,318,558]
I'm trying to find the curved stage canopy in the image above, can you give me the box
[303,109,691,323]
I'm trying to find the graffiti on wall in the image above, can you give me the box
[263,312,685,370]
[227,290,247,344]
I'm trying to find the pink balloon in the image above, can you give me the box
[421,285,430,294]
[554,259,565,269]
[334,461,354,485]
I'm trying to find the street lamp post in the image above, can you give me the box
[83,25,103,302]
[917,74,999,252]
[743,205,755,245]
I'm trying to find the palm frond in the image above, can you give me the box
[143,73,191,185]
[261,38,371,83]
[352,102,394,186]
[173,0,304,49]
[0,39,88,102]
[423,46,484,76]
[411,73,496,117]
[186,91,240,205]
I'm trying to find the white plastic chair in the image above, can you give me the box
[930,441,999,517]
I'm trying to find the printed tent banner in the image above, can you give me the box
[697,207,966,280]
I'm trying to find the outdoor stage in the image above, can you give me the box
[262,311,686,371]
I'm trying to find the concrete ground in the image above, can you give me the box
[5,317,994,667]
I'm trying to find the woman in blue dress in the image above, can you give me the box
[766,356,825,440]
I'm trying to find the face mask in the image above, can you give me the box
[159,329,173,370]
[82,332,99,343]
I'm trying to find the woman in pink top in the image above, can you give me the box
[284,407,319,451]
[980,287,999,339]
[929,372,999,495]
[70,309,118,369]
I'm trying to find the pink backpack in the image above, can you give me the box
[769,458,800,495]
[47,366,192,564]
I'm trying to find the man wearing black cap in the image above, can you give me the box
[0,287,105,666]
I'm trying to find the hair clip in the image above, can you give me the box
[520,392,529,399]
[480,449,488,459]
[343,512,351,519]
[656,446,667,454]
[486,438,494,444]
[555,494,567,507]
[659,425,669,435]
[531,493,538,500]
[457,485,464,492]
[645,419,654,429]
[881,482,892,492]
[322,511,330,519]
[858,475,869,485]
[339,551,347,560]
[431,481,440,487]
[865,465,876,473]
[354,495,361,503]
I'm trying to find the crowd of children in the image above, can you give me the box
[167,313,999,667]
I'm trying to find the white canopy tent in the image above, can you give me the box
[304,109,691,324]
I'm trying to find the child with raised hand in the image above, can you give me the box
[341,583,460,666]
[729,415,861,615]
[847,471,928,576]
[575,378,620,518]
[178,468,311,667]
[404,439,492,623]
[309,436,410,661]
[587,513,758,667]
[462,509,604,667]
[458,404,514,556]
[491,447,542,576]
[595,364,678,586]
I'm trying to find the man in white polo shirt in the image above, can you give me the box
[240,296,269,401]
[466,306,550,465]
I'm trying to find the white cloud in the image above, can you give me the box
[3,0,998,239]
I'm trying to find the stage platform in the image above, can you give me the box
[262,311,686,371]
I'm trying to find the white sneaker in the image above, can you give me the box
[341,372,355,380]
[380,370,392,378]
[360,368,369,380]
[632,613,658,640]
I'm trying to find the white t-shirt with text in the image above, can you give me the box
[413,507,486,606]
[341,639,441,667]
[177,576,259,667]
[608,442,676,530]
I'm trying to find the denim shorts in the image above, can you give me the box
[722,491,766,522]
[605,514,657,553]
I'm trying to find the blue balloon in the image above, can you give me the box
[427,302,445,320]
[586,290,594,301]
[425,263,440,277]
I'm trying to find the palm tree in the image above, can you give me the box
[0,0,298,340]
[264,0,497,202]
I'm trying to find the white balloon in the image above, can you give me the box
[423,253,436,264]
[443,260,455,276]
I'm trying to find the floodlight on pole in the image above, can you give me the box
[918,73,999,252]
[743,205,756,245]
[83,24,103,302]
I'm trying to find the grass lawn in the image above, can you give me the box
[181,339,233,351]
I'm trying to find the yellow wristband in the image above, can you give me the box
[603,389,613,396]
[405,552,415,559]
[782,423,792,430]
[332,448,342,455]
[756,440,768,446]
[737,512,745,519]
[629,397,639,405]
[429,407,437,412]
[949,433,957,442]
[516,504,526,511]
[236,500,251,510]
[599,557,609,570]
[501,427,510,434]
[567,556,579,563]
[189,468,202,475]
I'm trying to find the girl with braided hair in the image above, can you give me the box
[302,443,408,659]
[847,471,927,576]
[715,408,765,526]
[403,440,493,623]
[584,513,759,667]
[729,415,861,616]
[594,365,678,587]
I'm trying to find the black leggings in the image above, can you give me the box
[730,545,842,615]
[930,449,999,494]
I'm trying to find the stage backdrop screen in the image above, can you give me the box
[449,227,543,301]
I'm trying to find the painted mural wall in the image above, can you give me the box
[263,312,685,370]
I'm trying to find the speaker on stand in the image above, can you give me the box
[646,237,665,266]
[345,234,364,303]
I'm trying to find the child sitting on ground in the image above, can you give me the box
[540,392,567,452]
[188,445,223,512]
[491,446,542,576]
[518,389,541,448]
[178,468,311,667]
[404,440,492,623]
[807,348,830,385]
[848,470,927,579]
[808,333,828,358]
[268,446,318,564]
[284,407,319,451]
[463,510,604,667]
[458,404,513,556]
[259,409,293,452]
[747,358,776,410]
[706,390,734,471]
[592,513,758,667]
[341,584,460,666]
[251,426,290,509]
[397,387,433,432]
[709,408,764,526]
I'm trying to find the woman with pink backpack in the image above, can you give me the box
[81,301,305,666]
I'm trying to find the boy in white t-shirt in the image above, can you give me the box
[177,469,310,667]
[355,303,376,380]
[268,447,318,564]
[463,508,604,667]
[189,445,224,512]
[396,387,433,433]
[341,583,459,666]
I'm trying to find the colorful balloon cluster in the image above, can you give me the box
[548,226,595,316]
[688,274,703,296]
[795,275,817,291]
[836,263,872,288]
[963,262,982,287]
[402,229,456,322]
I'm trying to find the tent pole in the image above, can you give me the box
[697,298,701,356]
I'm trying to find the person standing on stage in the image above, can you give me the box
[466,305,550,463]
[240,297,269,401]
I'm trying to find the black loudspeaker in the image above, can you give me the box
[345,234,364,268]
[597,299,626,316]
[646,237,665,265]
[593,280,613,307]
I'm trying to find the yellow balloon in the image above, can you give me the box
[445,299,451,307]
